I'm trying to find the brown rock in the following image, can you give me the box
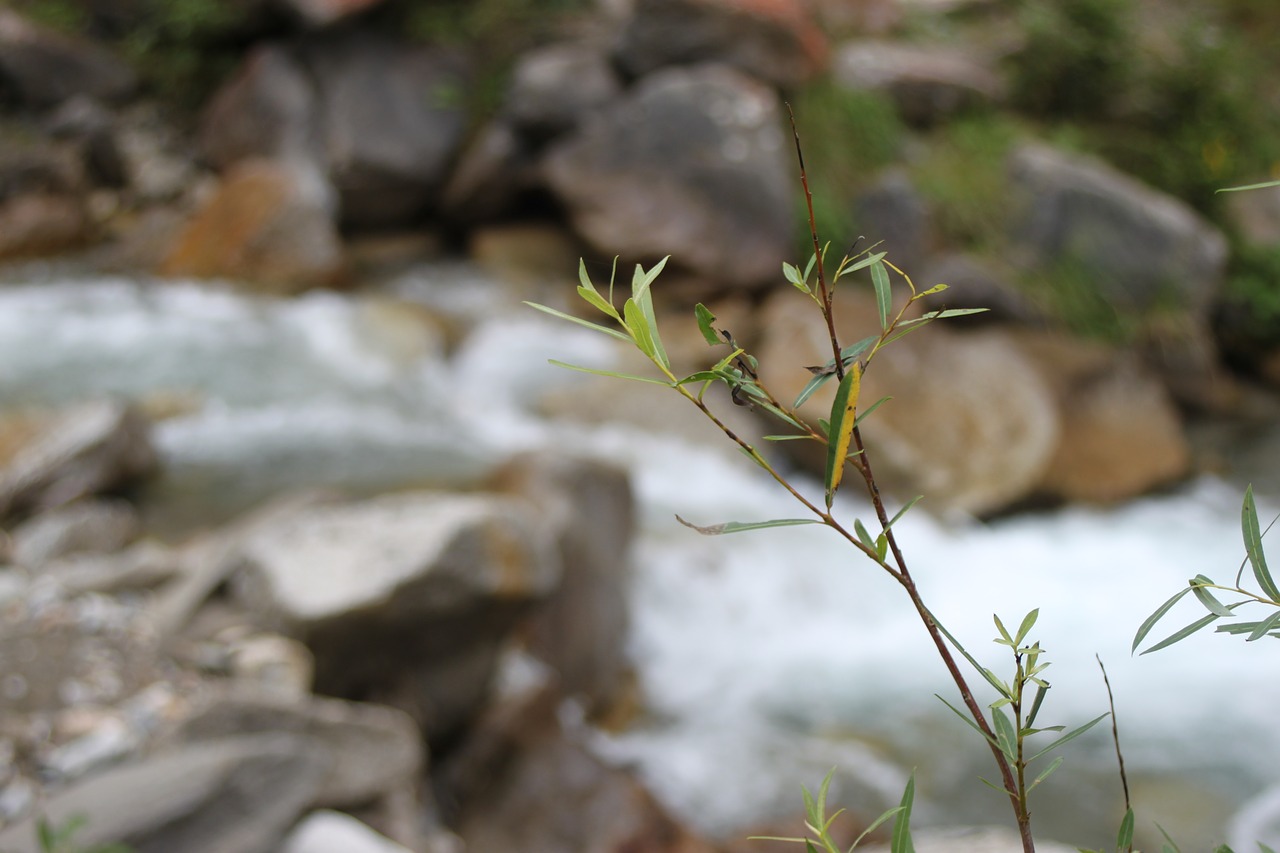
[159,158,346,293]
[0,193,89,260]
[1014,332,1191,503]
[833,40,1006,127]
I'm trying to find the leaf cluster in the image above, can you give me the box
[749,769,915,853]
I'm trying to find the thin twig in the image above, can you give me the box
[1097,656,1131,819]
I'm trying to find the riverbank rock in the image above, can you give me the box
[543,63,792,288]
[833,40,1005,127]
[230,490,560,739]
[0,10,136,109]
[1005,143,1228,319]
[0,400,157,521]
[614,0,829,88]
[159,158,346,293]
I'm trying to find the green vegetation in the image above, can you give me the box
[788,83,906,255]
[910,113,1019,247]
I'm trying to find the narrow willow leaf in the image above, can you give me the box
[1116,808,1135,852]
[632,255,670,293]
[631,283,670,369]
[1218,180,1280,193]
[783,262,810,293]
[763,434,815,442]
[1243,485,1280,601]
[1155,823,1182,853]
[839,250,887,277]
[921,283,948,296]
[578,257,595,291]
[1246,609,1280,641]
[872,260,892,329]
[890,772,915,853]
[933,308,988,319]
[824,362,862,508]
[1190,575,1235,617]
[936,695,999,749]
[1027,682,1049,728]
[977,776,1015,796]
[851,805,906,850]
[992,707,1018,762]
[1132,587,1194,652]
[624,298,659,362]
[1026,755,1064,794]
[854,519,878,553]
[993,614,1014,645]
[676,370,723,385]
[577,284,620,319]
[795,371,836,409]
[1027,713,1108,761]
[851,395,891,428]
[694,303,721,345]
[887,496,923,530]
[1140,612,1223,654]
[746,836,808,844]
[1015,609,1040,646]
[875,533,888,562]
[547,360,671,385]
[675,515,823,535]
[525,302,630,342]
[815,768,835,828]
[929,612,1014,697]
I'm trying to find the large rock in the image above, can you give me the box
[0,10,136,109]
[0,735,326,853]
[0,193,90,259]
[159,158,346,293]
[1005,144,1228,318]
[280,811,414,853]
[504,42,623,137]
[1014,332,1191,503]
[754,289,1060,516]
[544,63,793,288]
[231,491,560,738]
[0,400,157,520]
[10,498,140,567]
[833,40,1005,127]
[615,0,828,87]
[492,452,636,713]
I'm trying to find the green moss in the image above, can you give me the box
[1223,244,1280,336]
[911,113,1020,247]
[1018,258,1143,343]
[788,82,906,253]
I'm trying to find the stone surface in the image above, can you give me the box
[0,10,137,109]
[1014,332,1191,503]
[231,491,560,737]
[505,42,623,137]
[755,289,1059,515]
[159,158,346,293]
[0,193,90,260]
[852,168,933,268]
[544,63,792,288]
[917,253,1043,324]
[167,688,422,809]
[0,735,326,853]
[274,0,388,27]
[281,810,413,853]
[1005,143,1229,318]
[0,400,157,520]
[10,498,140,567]
[615,0,828,87]
[492,452,636,712]
[833,40,1005,126]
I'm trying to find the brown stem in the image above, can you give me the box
[852,425,1035,853]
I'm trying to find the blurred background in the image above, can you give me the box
[1,0,1280,851]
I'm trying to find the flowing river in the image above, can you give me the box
[2,265,1278,850]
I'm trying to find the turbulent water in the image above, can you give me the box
[3,269,1279,850]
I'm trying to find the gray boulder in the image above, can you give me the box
[1005,143,1228,318]
[505,42,623,137]
[544,63,793,288]
[10,498,140,567]
[614,0,828,87]
[833,40,1005,127]
[231,491,560,738]
[0,10,136,109]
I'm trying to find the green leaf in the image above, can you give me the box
[823,363,862,508]
[850,806,906,851]
[838,250,887,278]
[875,533,888,562]
[1140,611,1226,655]
[675,515,824,535]
[992,707,1018,762]
[624,298,660,363]
[1015,609,1039,646]
[795,371,837,410]
[1026,682,1049,728]
[936,695,999,749]
[676,371,723,385]
[1132,587,1193,653]
[993,614,1014,646]
[763,434,815,442]
[1116,807,1135,853]
[1190,575,1235,617]
[632,255,670,294]
[1218,180,1280,193]
[1155,822,1182,853]
[629,279,670,369]
[854,519,878,553]
[1026,755,1064,794]
[525,302,630,342]
[890,772,915,853]
[694,303,721,346]
[1246,609,1280,641]
[1243,485,1280,601]
[851,395,891,428]
[929,611,1015,697]
[784,261,810,293]
[547,359,671,385]
[887,496,923,531]
[577,284,620,319]
[1027,713,1108,762]
[872,260,892,329]
[921,283,948,296]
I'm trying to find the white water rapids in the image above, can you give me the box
[2,268,1278,850]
